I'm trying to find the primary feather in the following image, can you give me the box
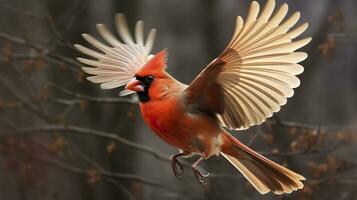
[74,14,156,94]
[184,0,311,130]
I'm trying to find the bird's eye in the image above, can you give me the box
[147,75,154,81]
[140,75,154,86]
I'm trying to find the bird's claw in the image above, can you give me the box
[171,155,184,179]
[192,167,209,186]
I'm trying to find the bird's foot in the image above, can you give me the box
[192,166,209,186]
[170,154,184,179]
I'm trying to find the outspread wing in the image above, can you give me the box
[184,0,311,130]
[74,14,156,95]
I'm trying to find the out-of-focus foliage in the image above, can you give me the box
[0,0,356,200]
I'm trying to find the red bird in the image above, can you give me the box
[75,0,311,194]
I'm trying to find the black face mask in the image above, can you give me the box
[135,75,155,102]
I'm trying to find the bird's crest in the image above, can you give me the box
[136,49,168,75]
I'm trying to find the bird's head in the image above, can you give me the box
[125,49,172,102]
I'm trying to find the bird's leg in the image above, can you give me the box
[192,156,209,186]
[170,152,186,179]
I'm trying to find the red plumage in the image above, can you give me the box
[76,0,310,194]
[127,50,306,194]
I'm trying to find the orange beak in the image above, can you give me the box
[125,78,145,92]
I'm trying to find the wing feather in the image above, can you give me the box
[75,14,156,92]
[77,57,128,69]
[184,0,310,130]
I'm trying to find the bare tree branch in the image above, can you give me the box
[47,82,138,104]
[0,74,53,122]
[3,125,171,163]
[37,155,180,192]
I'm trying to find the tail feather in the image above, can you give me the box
[221,133,305,194]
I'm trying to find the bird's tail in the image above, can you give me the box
[220,132,305,195]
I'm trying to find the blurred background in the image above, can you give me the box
[0,0,356,199]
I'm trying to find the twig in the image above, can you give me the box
[37,155,178,191]
[0,31,81,73]
[47,82,138,104]
[0,115,18,129]
[329,32,357,42]
[0,31,44,51]
[270,119,357,132]
[61,0,90,34]
[104,178,136,200]
[0,74,53,122]
[3,125,170,163]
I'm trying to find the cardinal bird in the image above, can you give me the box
[75,0,311,194]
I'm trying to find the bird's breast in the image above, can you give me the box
[139,98,222,155]
[140,98,184,138]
